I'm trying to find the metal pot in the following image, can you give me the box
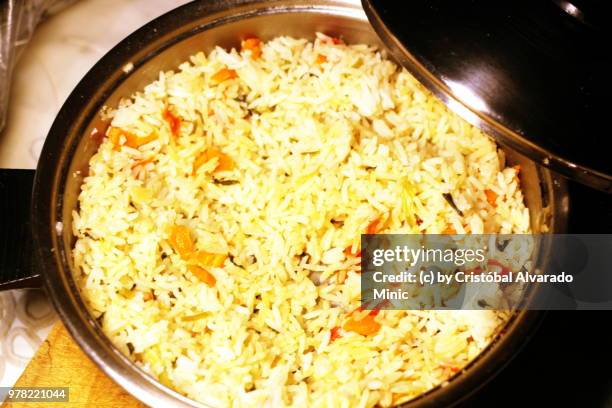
[0,0,567,406]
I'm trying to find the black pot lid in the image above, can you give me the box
[362,0,612,192]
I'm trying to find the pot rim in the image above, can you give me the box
[31,1,568,407]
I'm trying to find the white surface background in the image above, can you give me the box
[0,0,191,389]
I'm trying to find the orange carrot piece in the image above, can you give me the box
[315,54,327,65]
[485,189,498,207]
[189,251,227,268]
[337,270,347,284]
[131,133,157,148]
[366,219,378,234]
[193,153,210,174]
[162,108,181,137]
[330,37,343,45]
[215,152,234,172]
[343,314,381,336]
[108,127,157,149]
[211,68,238,85]
[193,147,234,174]
[344,246,361,258]
[108,127,123,148]
[241,37,262,59]
[330,326,342,342]
[168,225,194,258]
[187,265,216,287]
[366,215,391,234]
[442,225,456,234]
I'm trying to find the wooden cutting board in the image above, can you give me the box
[2,323,146,408]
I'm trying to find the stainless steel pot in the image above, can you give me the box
[0,0,567,406]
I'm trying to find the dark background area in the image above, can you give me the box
[466,180,612,407]
[466,312,612,407]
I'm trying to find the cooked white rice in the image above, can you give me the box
[72,33,530,407]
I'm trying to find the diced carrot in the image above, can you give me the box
[168,225,194,258]
[143,292,154,301]
[189,251,227,268]
[337,270,347,284]
[162,108,181,137]
[107,127,122,147]
[108,127,157,149]
[315,54,327,65]
[215,152,234,172]
[193,153,211,174]
[193,147,234,174]
[485,189,498,207]
[241,37,262,59]
[343,314,380,336]
[343,301,386,336]
[131,133,157,148]
[366,218,380,234]
[187,265,216,287]
[366,215,391,234]
[442,225,456,234]
[330,326,342,342]
[344,246,361,258]
[330,37,343,45]
[211,68,238,85]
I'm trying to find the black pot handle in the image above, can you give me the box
[0,169,41,290]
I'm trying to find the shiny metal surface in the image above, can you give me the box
[363,0,612,193]
[32,0,567,407]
